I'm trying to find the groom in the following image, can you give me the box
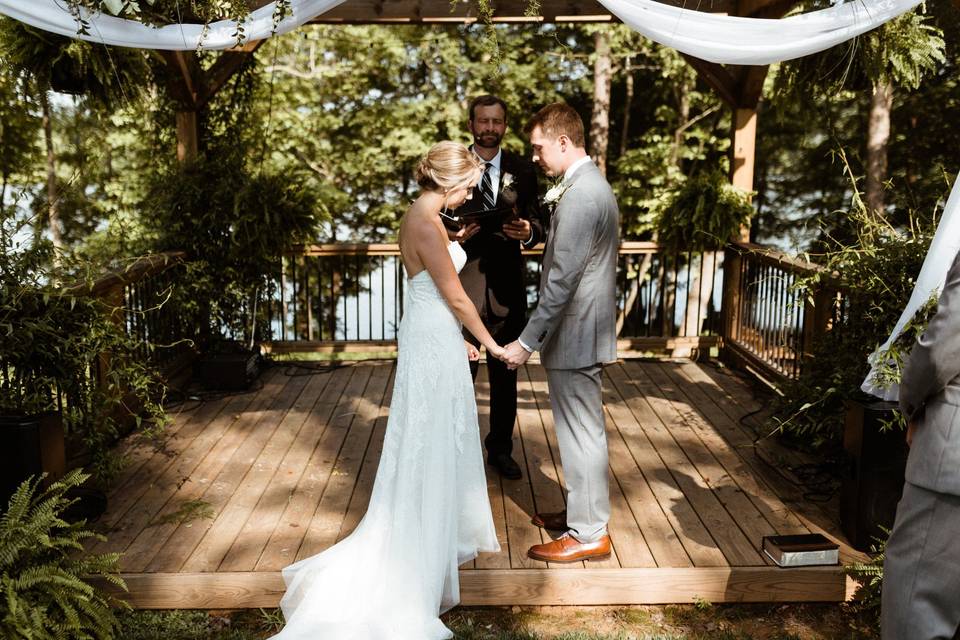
[503,102,619,563]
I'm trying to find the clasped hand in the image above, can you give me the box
[465,341,531,370]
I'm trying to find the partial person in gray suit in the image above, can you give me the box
[883,248,960,640]
[502,102,619,563]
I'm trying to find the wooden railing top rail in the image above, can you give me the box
[727,241,843,289]
[72,251,187,298]
[291,241,668,257]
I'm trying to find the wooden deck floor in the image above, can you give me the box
[92,359,863,608]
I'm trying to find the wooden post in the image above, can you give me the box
[800,286,835,369]
[721,245,743,346]
[731,107,757,241]
[176,111,198,163]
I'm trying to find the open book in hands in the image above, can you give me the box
[440,205,519,231]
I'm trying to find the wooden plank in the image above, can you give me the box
[97,371,285,562]
[336,365,395,542]
[690,362,866,563]
[516,366,590,569]
[601,370,696,568]
[501,366,548,570]
[603,406,657,568]
[473,364,511,570]
[94,390,230,545]
[604,363,728,567]
[460,566,853,605]
[102,566,854,609]
[254,365,358,571]
[103,397,208,503]
[666,361,808,535]
[619,361,765,566]
[214,368,337,571]
[144,372,310,572]
[641,362,781,560]
[295,365,381,560]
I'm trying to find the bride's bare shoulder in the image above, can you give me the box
[400,206,442,245]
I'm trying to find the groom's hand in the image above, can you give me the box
[503,340,531,370]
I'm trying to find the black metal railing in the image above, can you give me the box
[265,242,724,351]
[722,241,845,381]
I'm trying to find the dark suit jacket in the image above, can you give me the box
[455,148,543,341]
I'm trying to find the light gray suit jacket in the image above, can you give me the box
[519,159,619,370]
[899,249,960,497]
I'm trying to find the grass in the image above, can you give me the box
[115,604,879,639]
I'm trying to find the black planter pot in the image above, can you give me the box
[840,399,909,551]
[0,411,65,507]
[196,341,262,391]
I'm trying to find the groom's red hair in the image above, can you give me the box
[525,103,585,148]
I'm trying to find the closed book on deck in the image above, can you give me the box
[761,534,839,567]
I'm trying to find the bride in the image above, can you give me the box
[268,141,504,640]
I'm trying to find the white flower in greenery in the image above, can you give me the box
[501,172,515,190]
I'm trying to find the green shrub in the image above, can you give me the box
[0,215,168,485]
[0,470,126,639]
[772,196,936,448]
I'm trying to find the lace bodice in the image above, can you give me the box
[406,241,466,297]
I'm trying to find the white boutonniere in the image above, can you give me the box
[500,172,519,208]
[543,178,570,206]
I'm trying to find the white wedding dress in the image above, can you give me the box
[270,241,500,640]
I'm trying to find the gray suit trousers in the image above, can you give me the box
[546,365,610,543]
[882,481,960,640]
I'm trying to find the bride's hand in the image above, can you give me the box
[487,344,506,361]
[465,341,481,362]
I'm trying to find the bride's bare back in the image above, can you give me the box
[398,194,502,359]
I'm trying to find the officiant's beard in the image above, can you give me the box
[474,132,502,150]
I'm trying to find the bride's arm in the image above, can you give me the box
[411,220,503,359]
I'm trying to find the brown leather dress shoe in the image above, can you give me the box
[531,510,568,530]
[527,533,612,563]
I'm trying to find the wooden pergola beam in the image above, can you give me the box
[157,41,264,162]
[200,39,265,109]
[681,55,739,107]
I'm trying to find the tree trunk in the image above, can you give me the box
[619,56,633,159]
[865,81,893,218]
[40,91,63,255]
[589,29,612,177]
[618,76,692,338]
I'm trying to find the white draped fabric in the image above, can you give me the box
[0,0,921,62]
[0,0,345,50]
[862,174,960,401]
[595,0,922,65]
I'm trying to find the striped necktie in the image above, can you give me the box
[480,163,496,210]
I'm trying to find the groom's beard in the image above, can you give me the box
[473,132,502,150]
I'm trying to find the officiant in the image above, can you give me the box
[446,94,544,480]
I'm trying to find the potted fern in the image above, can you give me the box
[0,469,127,639]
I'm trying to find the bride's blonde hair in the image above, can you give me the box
[415,141,482,195]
